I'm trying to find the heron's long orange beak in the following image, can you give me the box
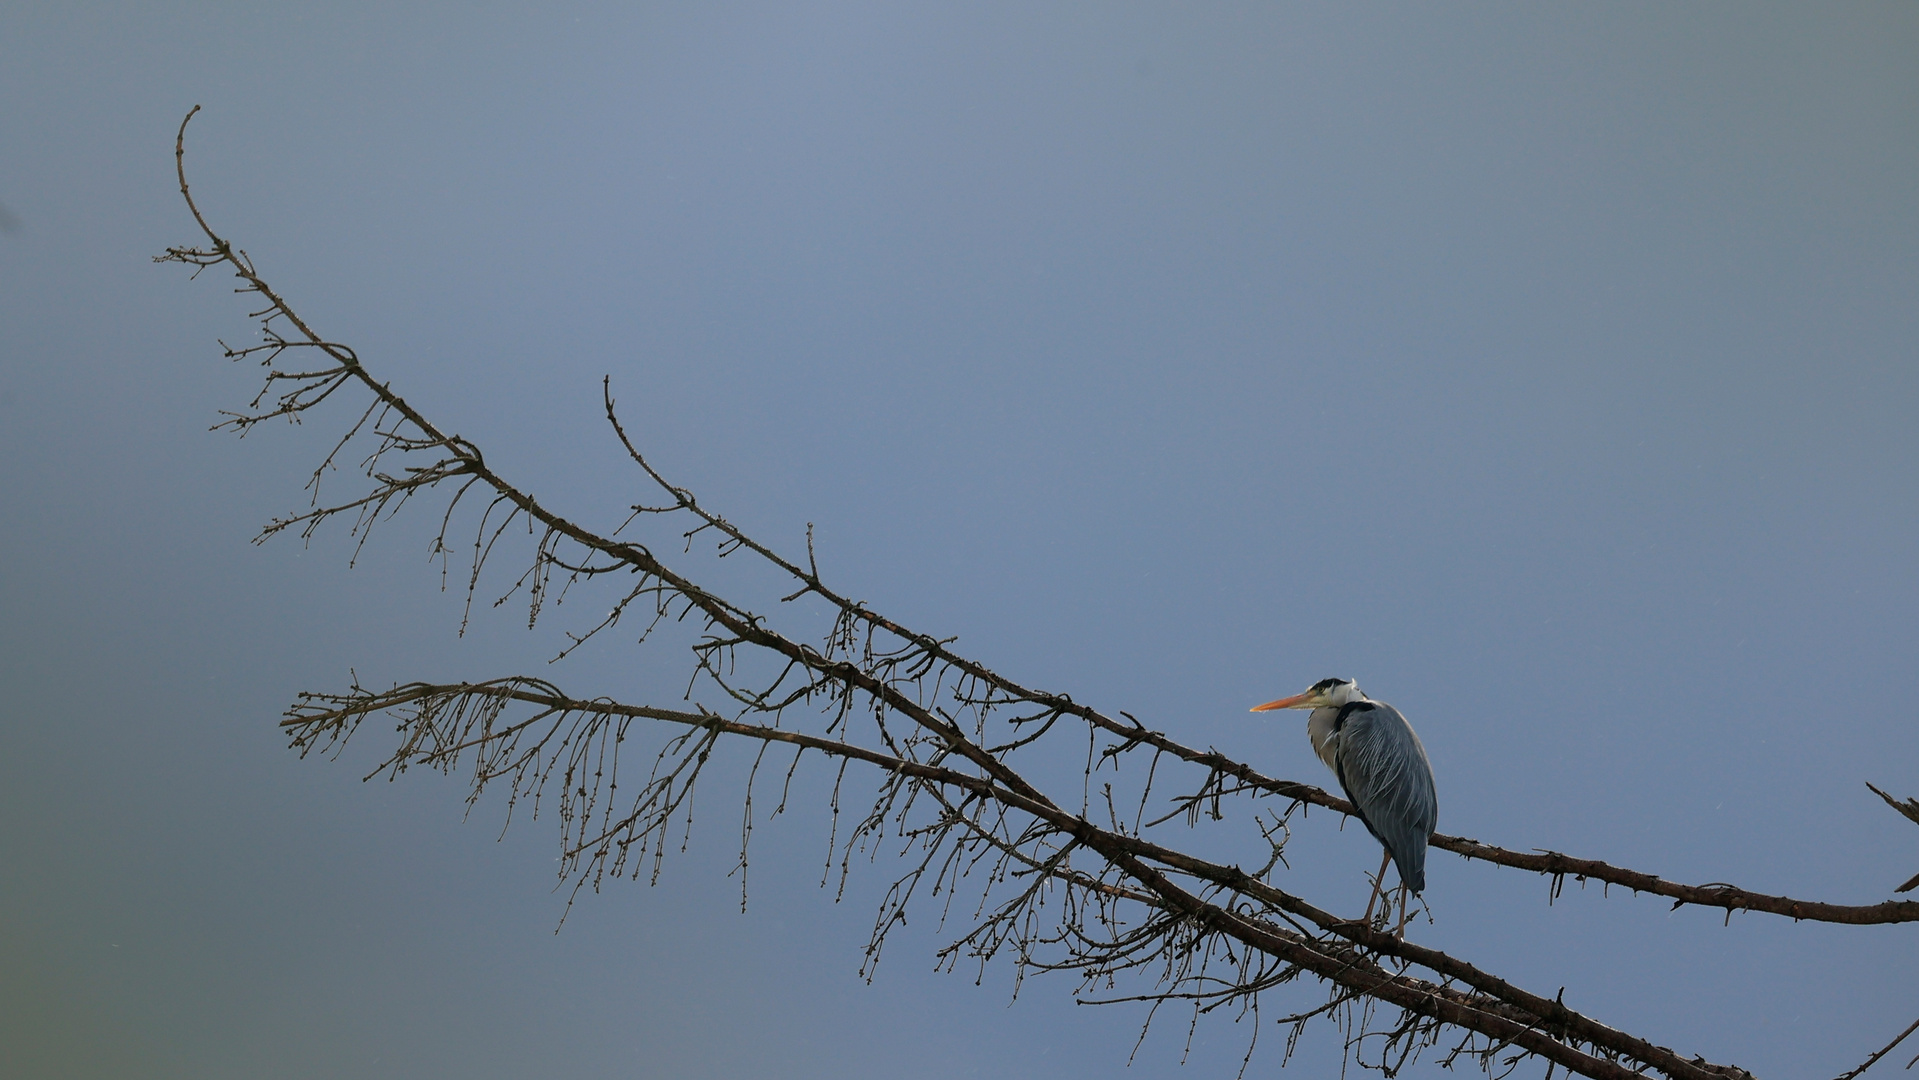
[1250,691,1314,712]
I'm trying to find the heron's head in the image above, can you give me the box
[1249,677,1364,713]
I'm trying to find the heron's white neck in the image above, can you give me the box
[1305,685,1368,773]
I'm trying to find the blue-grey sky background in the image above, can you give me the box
[2,4,1916,1077]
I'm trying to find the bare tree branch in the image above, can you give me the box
[1831,1014,1919,1080]
[161,105,1905,1080]
[283,678,1745,1080]
[596,349,1919,928]
[1867,784,1919,894]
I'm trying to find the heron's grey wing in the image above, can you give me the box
[1334,703,1438,893]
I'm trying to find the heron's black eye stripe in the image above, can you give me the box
[1310,677,1349,693]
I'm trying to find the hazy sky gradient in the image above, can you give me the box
[3,4,1916,1077]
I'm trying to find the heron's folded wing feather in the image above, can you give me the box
[1336,703,1437,893]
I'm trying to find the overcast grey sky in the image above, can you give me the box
[2,4,1916,1078]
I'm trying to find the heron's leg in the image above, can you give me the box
[1361,848,1391,924]
[1393,883,1413,939]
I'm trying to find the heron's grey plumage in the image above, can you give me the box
[1260,677,1438,912]
[1315,699,1436,893]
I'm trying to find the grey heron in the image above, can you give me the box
[1252,678,1437,935]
